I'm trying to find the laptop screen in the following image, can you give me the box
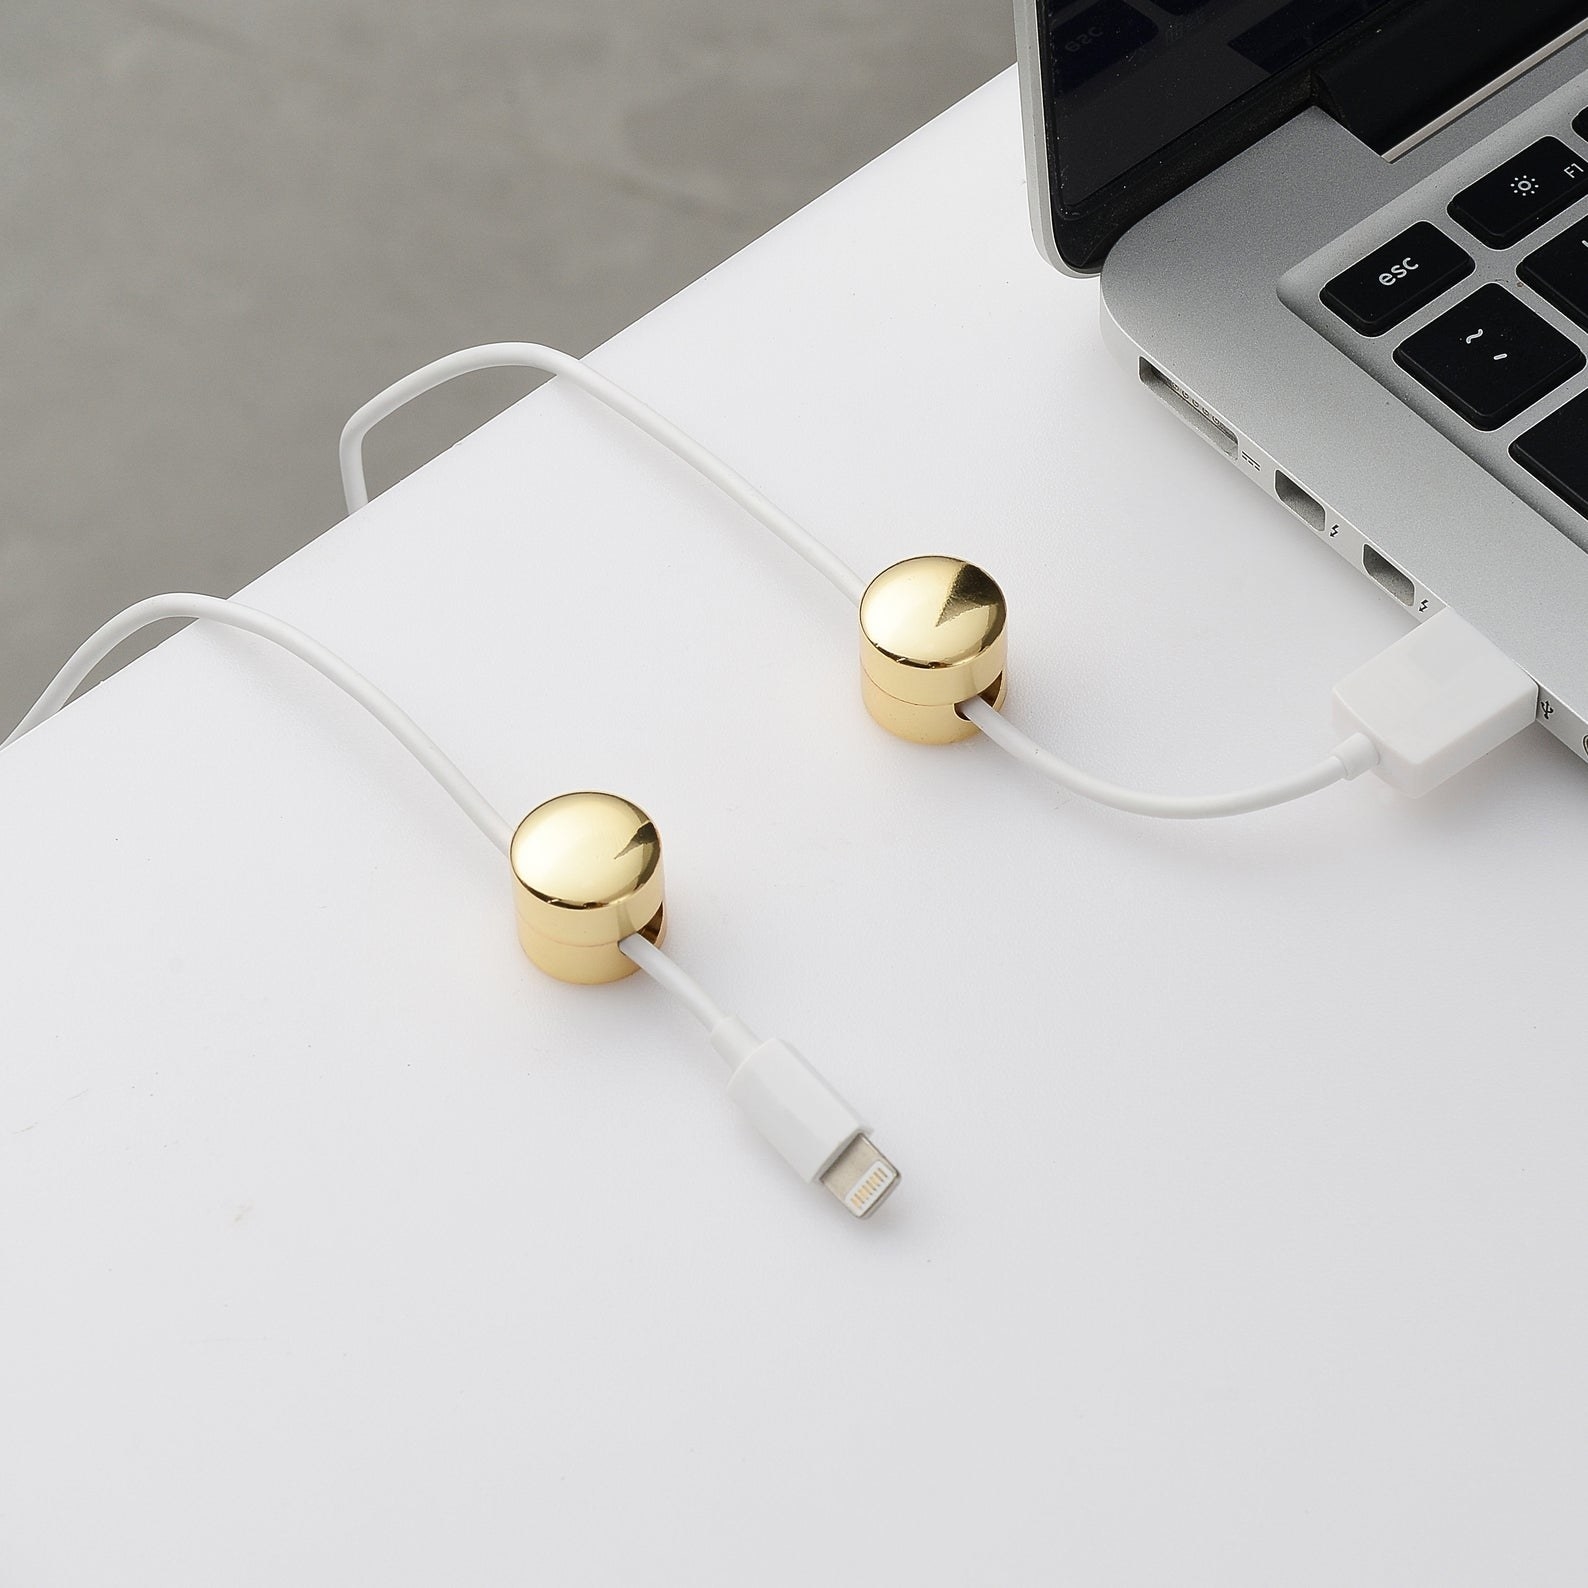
[1031,0,1588,272]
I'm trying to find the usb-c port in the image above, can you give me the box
[1275,472,1327,533]
[1363,544,1415,606]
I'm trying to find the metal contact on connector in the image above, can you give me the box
[820,1135,900,1218]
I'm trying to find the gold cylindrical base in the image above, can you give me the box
[859,555,1009,744]
[510,791,667,985]
[860,667,1007,744]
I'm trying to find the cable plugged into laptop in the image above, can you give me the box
[0,351,1539,1243]
[1332,608,1539,797]
[873,558,1539,816]
[341,342,1542,821]
[962,605,1537,812]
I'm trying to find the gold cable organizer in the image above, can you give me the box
[509,791,666,984]
[858,555,1009,744]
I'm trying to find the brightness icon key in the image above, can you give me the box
[1450,137,1588,248]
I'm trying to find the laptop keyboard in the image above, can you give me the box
[1307,102,1588,540]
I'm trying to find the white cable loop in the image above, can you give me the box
[339,342,868,604]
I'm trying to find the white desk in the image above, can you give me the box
[5,70,1587,1586]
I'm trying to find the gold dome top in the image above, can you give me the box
[510,792,662,916]
[859,556,1007,672]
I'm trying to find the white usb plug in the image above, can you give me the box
[1333,608,1538,797]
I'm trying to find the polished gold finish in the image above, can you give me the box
[859,556,1008,743]
[510,791,666,984]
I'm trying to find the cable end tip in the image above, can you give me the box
[820,1135,900,1219]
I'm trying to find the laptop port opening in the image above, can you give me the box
[1138,360,1238,457]
[1363,544,1415,606]
[1275,472,1327,533]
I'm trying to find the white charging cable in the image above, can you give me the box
[340,343,866,602]
[6,593,515,851]
[341,342,1539,818]
[6,594,899,1219]
[959,696,1376,819]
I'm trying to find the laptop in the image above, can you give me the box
[1017,1,1588,768]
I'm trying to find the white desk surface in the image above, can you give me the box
[5,69,1588,1586]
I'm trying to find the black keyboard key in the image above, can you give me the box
[1519,216,1588,330]
[1394,284,1585,430]
[1321,222,1474,335]
[1448,137,1588,248]
[1048,1,1156,91]
[1576,108,1588,142]
[1512,392,1588,517]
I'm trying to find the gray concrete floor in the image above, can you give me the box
[1,1,1013,727]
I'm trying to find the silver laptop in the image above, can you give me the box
[1017,1,1588,767]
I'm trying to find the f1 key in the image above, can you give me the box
[1449,137,1588,249]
